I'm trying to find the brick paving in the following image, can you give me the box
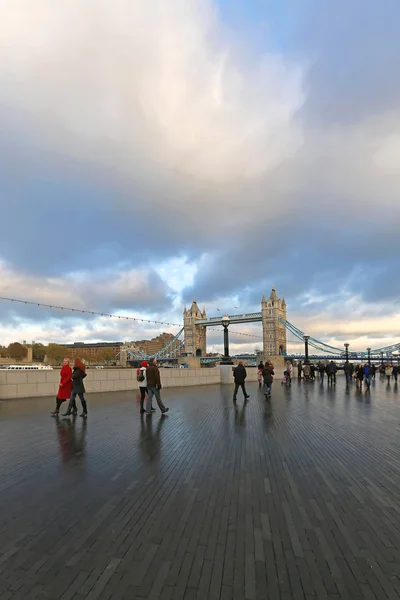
[1,375,400,598]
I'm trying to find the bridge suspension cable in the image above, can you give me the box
[125,328,184,360]
[280,318,400,356]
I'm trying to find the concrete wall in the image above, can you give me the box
[0,367,221,400]
[0,363,287,400]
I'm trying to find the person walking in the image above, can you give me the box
[233,361,250,402]
[363,363,371,390]
[257,361,264,387]
[137,361,155,413]
[385,364,393,383]
[356,364,364,390]
[327,361,337,385]
[393,364,399,383]
[262,361,275,399]
[285,361,293,384]
[344,361,352,384]
[146,358,169,416]
[63,358,88,417]
[297,361,302,379]
[51,358,73,416]
[318,362,325,383]
[370,364,376,380]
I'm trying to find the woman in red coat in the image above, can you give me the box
[51,358,73,416]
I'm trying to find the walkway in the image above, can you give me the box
[1,376,400,599]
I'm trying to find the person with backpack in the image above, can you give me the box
[137,361,155,414]
[262,361,275,399]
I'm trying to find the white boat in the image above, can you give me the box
[0,364,53,370]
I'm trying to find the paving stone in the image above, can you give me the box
[1,378,400,598]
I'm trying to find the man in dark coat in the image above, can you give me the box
[297,361,302,379]
[327,361,337,385]
[146,358,169,415]
[262,362,275,398]
[233,362,250,402]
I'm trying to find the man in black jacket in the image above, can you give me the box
[145,358,169,415]
[233,362,250,402]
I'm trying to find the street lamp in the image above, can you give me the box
[304,335,310,365]
[344,343,349,362]
[367,348,371,366]
[220,315,233,364]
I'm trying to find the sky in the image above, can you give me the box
[0,0,399,355]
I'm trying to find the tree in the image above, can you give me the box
[97,348,115,364]
[46,344,67,365]
[32,343,46,362]
[6,342,28,360]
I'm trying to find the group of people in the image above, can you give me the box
[51,353,399,417]
[51,357,88,417]
[296,360,338,384]
[51,356,169,418]
[295,359,399,391]
[346,363,398,390]
[136,358,169,415]
[233,360,275,401]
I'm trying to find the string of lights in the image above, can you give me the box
[208,327,263,339]
[0,296,182,327]
[0,296,263,339]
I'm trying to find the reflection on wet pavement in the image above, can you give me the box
[1,377,400,599]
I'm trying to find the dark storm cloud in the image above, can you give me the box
[182,210,400,311]
[0,0,399,351]
[0,118,204,277]
[295,0,400,125]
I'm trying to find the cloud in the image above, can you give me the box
[0,0,399,350]
[0,259,174,321]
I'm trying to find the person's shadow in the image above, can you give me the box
[139,414,168,461]
[54,416,87,463]
[234,399,248,430]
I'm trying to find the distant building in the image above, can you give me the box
[131,333,181,356]
[60,342,123,360]
[61,334,182,361]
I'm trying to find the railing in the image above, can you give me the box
[196,312,262,325]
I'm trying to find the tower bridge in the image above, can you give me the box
[122,287,400,363]
[183,288,286,359]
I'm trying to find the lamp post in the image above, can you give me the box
[380,352,384,366]
[367,348,371,366]
[344,343,349,363]
[220,315,233,365]
[304,335,310,365]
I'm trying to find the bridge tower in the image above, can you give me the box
[183,301,207,357]
[262,288,287,357]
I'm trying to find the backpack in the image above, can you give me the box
[137,368,145,382]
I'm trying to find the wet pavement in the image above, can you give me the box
[1,376,400,599]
